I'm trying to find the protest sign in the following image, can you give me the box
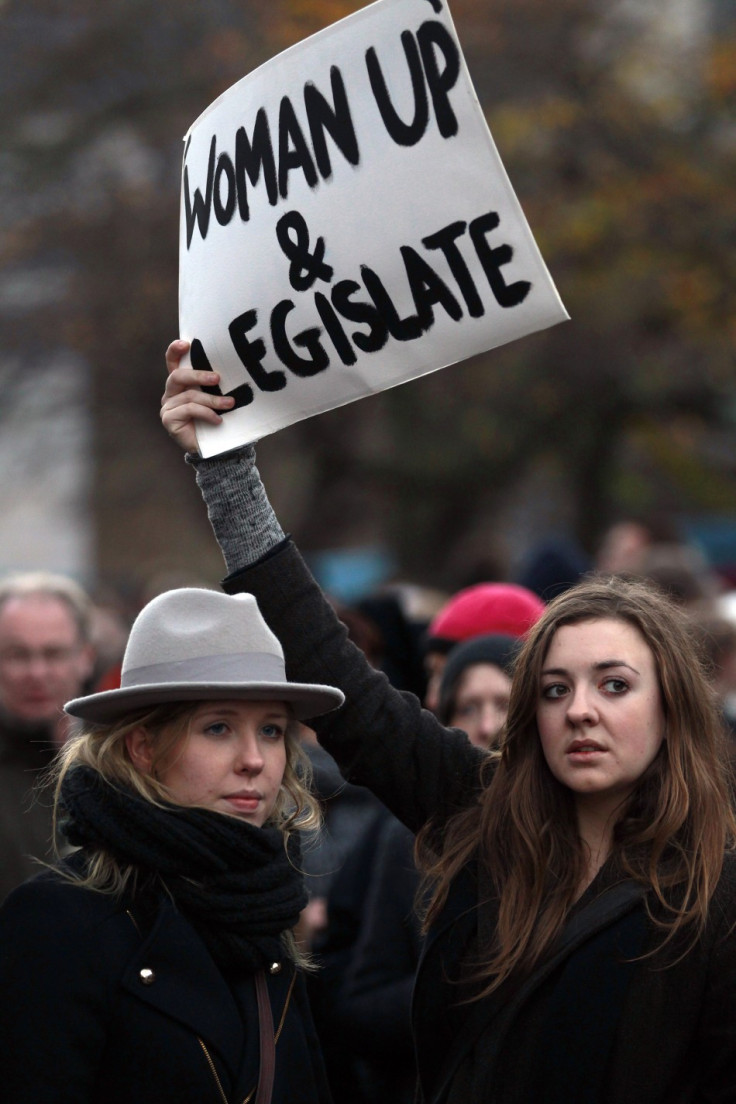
[179,0,569,457]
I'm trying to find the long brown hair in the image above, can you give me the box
[418,575,736,997]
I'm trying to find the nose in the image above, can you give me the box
[24,655,52,680]
[478,703,505,742]
[235,732,264,775]
[565,685,598,726]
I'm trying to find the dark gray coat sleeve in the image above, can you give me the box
[223,541,487,835]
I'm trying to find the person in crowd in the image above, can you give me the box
[593,516,675,576]
[436,633,520,749]
[423,580,544,712]
[514,534,589,601]
[354,587,436,698]
[337,811,423,1104]
[296,593,390,960]
[87,595,132,691]
[0,570,95,902]
[594,515,720,611]
[690,613,736,741]
[161,342,736,1103]
[334,635,522,1102]
[298,726,382,946]
[0,584,343,1102]
[299,599,403,1104]
[307,794,396,1104]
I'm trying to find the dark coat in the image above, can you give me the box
[224,540,736,1104]
[340,815,421,1061]
[0,713,57,903]
[0,865,330,1103]
[338,814,422,1104]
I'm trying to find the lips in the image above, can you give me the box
[567,739,606,754]
[224,791,262,812]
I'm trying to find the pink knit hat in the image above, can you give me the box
[426,583,545,653]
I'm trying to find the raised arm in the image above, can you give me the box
[161,342,486,833]
[162,340,285,569]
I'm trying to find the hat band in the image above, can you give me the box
[121,651,286,689]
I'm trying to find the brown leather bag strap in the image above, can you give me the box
[254,970,276,1104]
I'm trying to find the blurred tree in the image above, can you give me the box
[1,0,292,590]
[1,0,734,594]
[265,0,736,585]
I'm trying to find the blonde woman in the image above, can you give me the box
[0,586,342,1104]
[161,342,736,1104]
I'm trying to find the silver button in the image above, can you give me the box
[269,962,282,975]
[139,968,156,985]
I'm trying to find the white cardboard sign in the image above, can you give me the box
[179,0,568,457]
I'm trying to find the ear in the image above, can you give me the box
[125,726,154,773]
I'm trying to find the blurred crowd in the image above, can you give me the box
[3,511,736,1100]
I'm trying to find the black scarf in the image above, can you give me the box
[60,765,307,974]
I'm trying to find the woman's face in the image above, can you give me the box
[536,618,665,815]
[450,662,512,748]
[128,699,289,827]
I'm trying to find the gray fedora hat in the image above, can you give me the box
[65,587,344,724]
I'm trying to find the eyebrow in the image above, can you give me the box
[541,660,641,677]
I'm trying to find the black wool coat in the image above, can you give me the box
[0,865,330,1104]
[0,713,57,903]
[224,539,736,1104]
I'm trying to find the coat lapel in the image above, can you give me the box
[120,897,246,1079]
[423,878,646,1104]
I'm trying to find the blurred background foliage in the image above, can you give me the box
[1,0,735,598]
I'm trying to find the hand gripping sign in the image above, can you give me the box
[179,0,569,457]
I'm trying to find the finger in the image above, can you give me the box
[162,366,223,402]
[162,388,234,414]
[165,339,190,375]
[161,399,228,438]
[162,402,224,429]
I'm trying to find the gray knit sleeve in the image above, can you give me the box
[186,447,285,573]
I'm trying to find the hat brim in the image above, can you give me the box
[64,680,345,725]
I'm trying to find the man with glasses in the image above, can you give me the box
[0,573,95,901]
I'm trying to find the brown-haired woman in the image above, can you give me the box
[162,346,736,1104]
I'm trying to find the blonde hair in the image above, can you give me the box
[52,700,320,900]
[418,575,736,997]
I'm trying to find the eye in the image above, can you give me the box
[541,683,568,700]
[204,721,230,738]
[260,722,286,740]
[601,677,628,694]
[454,702,480,719]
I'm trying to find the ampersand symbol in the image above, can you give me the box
[276,210,334,291]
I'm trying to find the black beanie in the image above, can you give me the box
[438,633,521,723]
